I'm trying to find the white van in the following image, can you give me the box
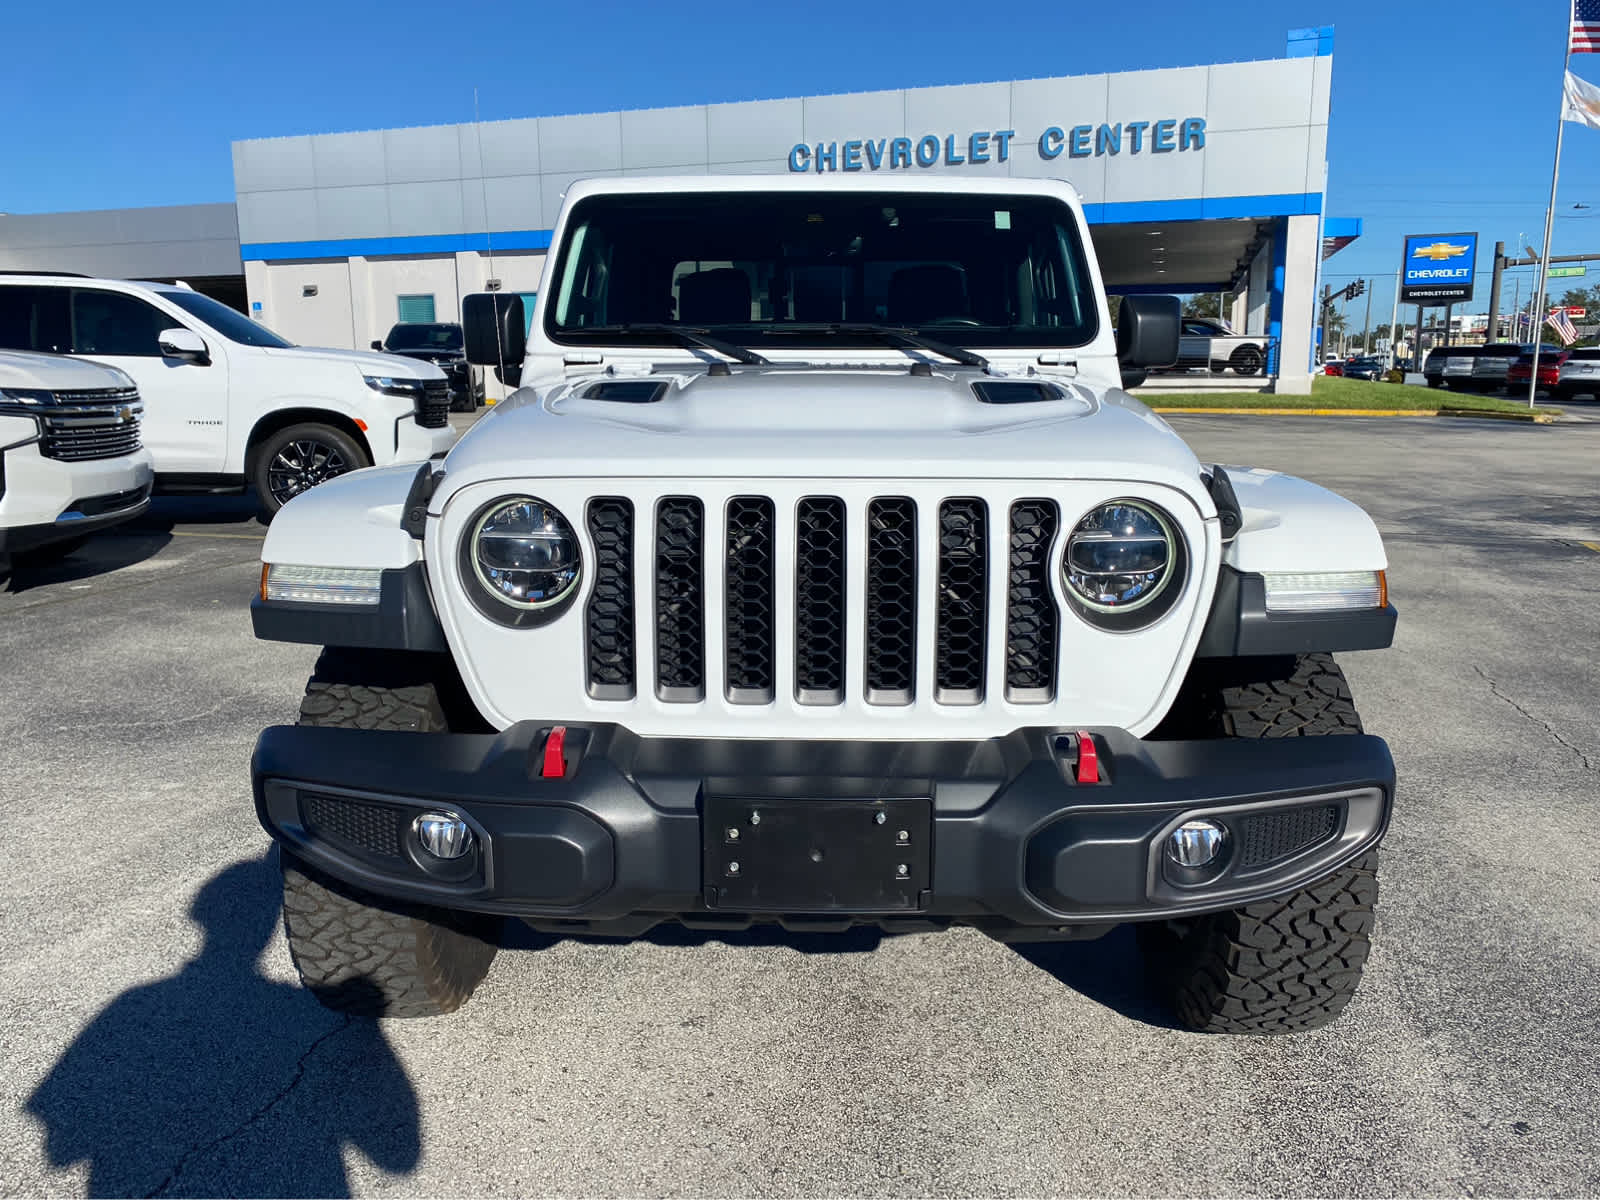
[0,350,154,570]
[0,275,456,515]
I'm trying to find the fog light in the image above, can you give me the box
[1167,819,1227,868]
[414,812,473,860]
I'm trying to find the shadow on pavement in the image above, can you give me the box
[128,493,265,532]
[1009,925,1183,1031]
[2,529,173,594]
[505,918,890,956]
[25,853,420,1198]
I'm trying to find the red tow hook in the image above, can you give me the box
[540,725,568,779]
[1073,730,1100,785]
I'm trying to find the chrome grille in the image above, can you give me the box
[38,387,143,462]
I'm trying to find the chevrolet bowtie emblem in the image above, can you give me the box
[1413,242,1468,261]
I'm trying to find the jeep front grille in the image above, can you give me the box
[583,491,1069,710]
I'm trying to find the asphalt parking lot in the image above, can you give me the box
[3,414,1598,1198]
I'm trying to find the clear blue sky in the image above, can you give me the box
[3,0,1597,314]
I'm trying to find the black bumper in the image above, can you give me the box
[252,723,1394,932]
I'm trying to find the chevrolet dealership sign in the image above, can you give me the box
[1400,232,1478,304]
[788,118,1207,172]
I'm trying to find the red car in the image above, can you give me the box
[1322,359,1344,377]
[1507,350,1568,394]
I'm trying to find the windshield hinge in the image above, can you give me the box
[1035,353,1078,376]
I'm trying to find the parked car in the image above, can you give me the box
[1508,348,1570,396]
[1322,357,1344,377]
[1555,345,1600,398]
[372,322,483,413]
[1175,318,1269,376]
[0,275,455,516]
[1422,345,1485,390]
[1467,343,1525,393]
[0,350,153,577]
[250,174,1398,1036]
[1343,356,1386,381]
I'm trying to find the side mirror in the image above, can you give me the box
[370,340,384,351]
[1119,366,1148,391]
[1115,295,1180,368]
[158,327,210,364]
[463,292,526,369]
[494,364,523,389]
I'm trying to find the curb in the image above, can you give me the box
[1153,406,1560,423]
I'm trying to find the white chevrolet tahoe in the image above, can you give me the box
[0,276,457,515]
[0,350,153,574]
[250,176,1398,1035]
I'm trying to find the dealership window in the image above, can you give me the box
[397,294,436,324]
[71,289,172,357]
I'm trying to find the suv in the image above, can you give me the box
[1467,342,1524,393]
[250,177,1397,1035]
[1507,347,1570,396]
[1,350,153,574]
[1554,345,1600,398]
[1422,345,1483,389]
[0,276,457,515]
[1175,318,1269,376]
[372,322,482,413]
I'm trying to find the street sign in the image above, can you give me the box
[1400,232,1479,304]
[1548,265,1587,278]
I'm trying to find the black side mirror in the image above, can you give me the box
[1116,294,1180,369]
[493,364,523,389]
[1119,366,1148,391]
[370,340,384,351]
[463,292,526,370]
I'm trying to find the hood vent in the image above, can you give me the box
[583,380,670,404]
[972,380,1064,405]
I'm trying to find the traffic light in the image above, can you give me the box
[1342,278,1365,301]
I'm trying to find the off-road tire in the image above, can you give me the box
[1140,653,1379,1033]
[279,647,501,1017]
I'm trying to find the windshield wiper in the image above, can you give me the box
[765,322,990,371]
[580,323,769,366]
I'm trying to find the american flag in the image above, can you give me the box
[1546,307,1579,344]
[1574,0,1600,53]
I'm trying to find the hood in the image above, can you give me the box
[0,350,135,391]
[384,347,466,364]
[259,345,447,379]
[439,366,1206,497]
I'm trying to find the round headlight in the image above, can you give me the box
[463,496,582,624]
[1063,500,1184,629]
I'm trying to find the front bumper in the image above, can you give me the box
[253,723,1393,933]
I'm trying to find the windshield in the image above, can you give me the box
[160,290,293,348]
[545,190,1099,351]
[385,323,463,350]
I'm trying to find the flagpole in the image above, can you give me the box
[1529,9,1574,408]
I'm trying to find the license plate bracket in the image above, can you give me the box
[702,796,932,912]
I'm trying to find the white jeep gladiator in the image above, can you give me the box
[1,350,153,576]
[250,176,1397,1034]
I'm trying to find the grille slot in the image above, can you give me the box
[935,499,988,704]
[725,497,776,703]
[302,792,404,860]
[655,497,705,701]
[864,497,918,705]
[414,380,452,428]
[794,497,846,704]
[586,498,635,699]
[1005,500,1060,701]
[1236,805,1341,869]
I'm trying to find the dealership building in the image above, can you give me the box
[0,27,1355,394]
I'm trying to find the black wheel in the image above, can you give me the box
[279,648,501,1017]
[251,422,368,517]
[1229,345,1263,377]
[13,534,91,566]
[1139,654,1378,1034]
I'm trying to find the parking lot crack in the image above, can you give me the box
[1473,666,1597,772]
[142,1015,353,1199]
